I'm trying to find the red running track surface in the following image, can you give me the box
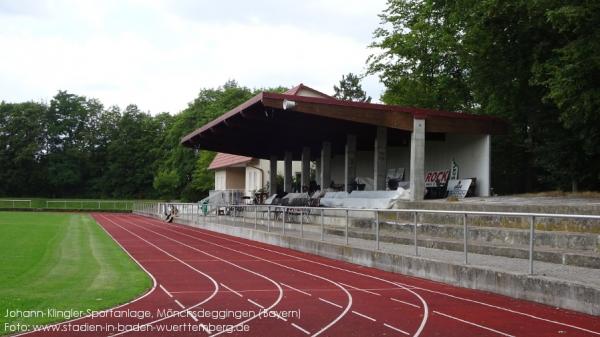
[13,213,600,337]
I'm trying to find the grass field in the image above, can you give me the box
[0,212,152,335]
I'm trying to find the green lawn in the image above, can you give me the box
[0,212,152,335]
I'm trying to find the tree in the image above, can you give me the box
[368,0,600,193]
[0,102,47,196]
[333,73,372,102]
[153,169,179,199]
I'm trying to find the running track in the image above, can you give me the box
[16,213,600,337]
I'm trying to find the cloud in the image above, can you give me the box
[0,0,387,113]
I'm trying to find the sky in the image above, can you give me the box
[0,0,388,114]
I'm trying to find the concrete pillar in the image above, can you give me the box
[301,147,311,191]
[479,134,491,197]
[345,134,357,192]
[410,118,426,201]
[284,151,293,193]
[269,155,277,195]
[315,159,321,186]
[374,126,387,190]
[320,141,331,189]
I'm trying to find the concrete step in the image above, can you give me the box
[321,225,600,269]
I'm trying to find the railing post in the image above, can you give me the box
[282,207,286,235]
[413,211,419,256]
[529,215,536,274]
[345,209,349,245]
[267,206,271,232]
[320,209,324,241]
[254,205,258,230]
[376,210,380,250]
[463,213,468,265]
[300,208,304,238]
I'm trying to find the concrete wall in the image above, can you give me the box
[329,133,491,196]
[426,134,490,196]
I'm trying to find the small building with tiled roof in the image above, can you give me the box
[209,152,301,196]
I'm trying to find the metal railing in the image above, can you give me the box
[45,200,133,210]
[133,202,600,275]
[0,199,32,208]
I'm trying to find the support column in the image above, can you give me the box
[269,155,277,195]
[284,151,293,193]
[345,134,357,192]
[479,134,491,197]
[374,126,387,190]
[320,142,331,189]
[301,147,310,191]
[410,118,426,201]
[315,159,321,186]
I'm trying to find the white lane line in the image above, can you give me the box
[138,216,354,337]
[159,284,173,298]
[220,282,243,297]
[188,312,199,322]
[390,297,421,308]
[98,215,220,337]
[319,297,342,308]
[174,299,185,309]
[383,323,410,335]
[117,216,285,337]
[352,310,376,322]
[274,312,288,322]
[247,298,265,309]
[281,282,312,296]
[339,282,381,296]
[291,322,311,335]
[162,221,428,337]
[395,281,600,336]
[434,311,515,337]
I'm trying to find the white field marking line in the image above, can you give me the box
[135,216,354,337]
[117,217,284,337]
[197,212,600,337]
[319,297,343,308]
[281,282,312,296]
[159,284,173,298]
[392,281,600,336]
[98,215,220,337]
[390,298,420,309]
[339,282,381,296]
[153,217,427,337]
[174,299,185,309]
[13,214,159,337]
[166,216,600,337]
[434,311,515,337]
[220,282,243,297]
[188,312,199,322]
[384,323,410,335]
[247,298,265,309]
[291,322,311,335]
[274,312,288,322]
[352,310,376,322]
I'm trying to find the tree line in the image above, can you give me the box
[2,0,598,199]
[367,0,599,193]
[0,81,275,200]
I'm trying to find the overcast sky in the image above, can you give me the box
[0,0,388,114]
